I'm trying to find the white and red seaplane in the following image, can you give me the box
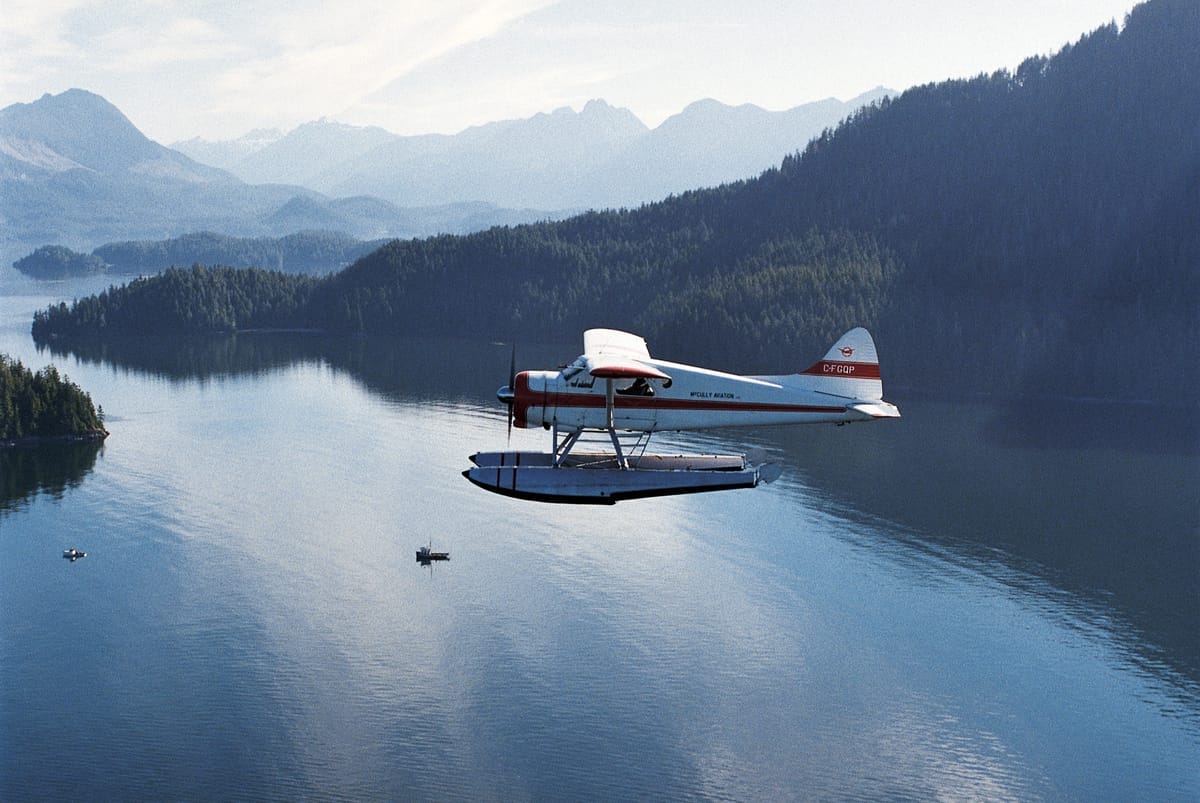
[464,327,900,503]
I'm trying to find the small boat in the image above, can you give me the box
[63,547,87,561]
[416,544,450,563]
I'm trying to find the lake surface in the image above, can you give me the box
[2,276,1198,800]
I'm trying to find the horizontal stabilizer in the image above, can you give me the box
[848,400,901,419]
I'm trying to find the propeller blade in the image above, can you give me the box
[508,343,515,444]
[496,342,515,445]
[508,342,516,392]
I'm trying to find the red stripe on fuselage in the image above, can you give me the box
[800,361,881,379]
[511,370,855,426]
[537,393,845,415]
[512,372,543,429]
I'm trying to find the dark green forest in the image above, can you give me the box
[31,0,1199,403]
[33,265,319,336]
[0,354,105,441]
[12,245,108,279]
[14,230,384,278]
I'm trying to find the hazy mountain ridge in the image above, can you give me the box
[229,119,400,187]
[0,84,867,261]
[14,231,388,279]
[1,89,232,183]
[172,128,285,170]
[177,90,891,209]
[0,90,563,258]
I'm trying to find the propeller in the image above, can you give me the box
[497,343,516,444]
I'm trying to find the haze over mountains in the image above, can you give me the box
[1,87,888,262]
[174,90,890,210]
[0,89,395,254]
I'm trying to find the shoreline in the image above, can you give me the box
[1,429,109,449]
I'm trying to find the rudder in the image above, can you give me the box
[797,327,884,400]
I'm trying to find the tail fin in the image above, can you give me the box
[763,327,885,401]
[752,328,899,419]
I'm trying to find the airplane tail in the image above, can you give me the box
[800,327,883,398]
[761,328,898,416]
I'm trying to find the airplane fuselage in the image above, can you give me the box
[513,357,897,433]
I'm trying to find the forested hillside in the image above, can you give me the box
[13,245,108,279]
[96,230,388,276]
[14,231,385,278]
[0,354,106,442]
[34,266,319,337]
[753,0,1200,398]
[31,0,1199,403]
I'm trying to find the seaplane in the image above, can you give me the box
[464,327,900,504]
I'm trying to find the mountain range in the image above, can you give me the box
[0,90,577,260]
[174,90,891,210]
[2,87,888,263]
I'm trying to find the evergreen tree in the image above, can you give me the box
[0,354,105,440]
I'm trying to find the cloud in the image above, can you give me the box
[0,0,557,141]
[200,0,559,138]
[0,1,84,92]
[1,0,1139,143]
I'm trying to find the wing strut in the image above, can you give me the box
[550,377,637,469]
[604,378,628,469]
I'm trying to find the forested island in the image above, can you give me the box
[13,231,383,278]
[34,266,320,336]
[0,354,107,445]
[29,0,1199,404]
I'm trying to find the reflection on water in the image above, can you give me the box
[0,441,104,513]
[749,398,1200,689]
[38,330,569,408]
[984,395,1200,456]
[2,285,1198,799]
[39,332,320,382]
[19,324,1200,694]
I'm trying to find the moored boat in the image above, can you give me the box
[416,545,450,562]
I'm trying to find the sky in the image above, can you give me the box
[0,0,1139,145]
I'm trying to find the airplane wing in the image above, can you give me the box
[584,355,671,379]
[582,328,671,380]
[584,328,653,360]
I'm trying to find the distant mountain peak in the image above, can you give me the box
[3,88,144,140]
[0,87,235,187]
[0,88,159,173]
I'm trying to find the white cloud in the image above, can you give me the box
[0,1,85,93]
[0,0,1139,142]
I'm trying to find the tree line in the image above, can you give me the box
[13,231,385,279]
[0,354,105,441]
[32,265,320,337]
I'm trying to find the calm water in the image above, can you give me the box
[2,276,1198,800]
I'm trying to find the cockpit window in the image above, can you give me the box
[616,377,654,396]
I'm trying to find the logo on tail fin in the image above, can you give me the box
[839,346,854,357]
